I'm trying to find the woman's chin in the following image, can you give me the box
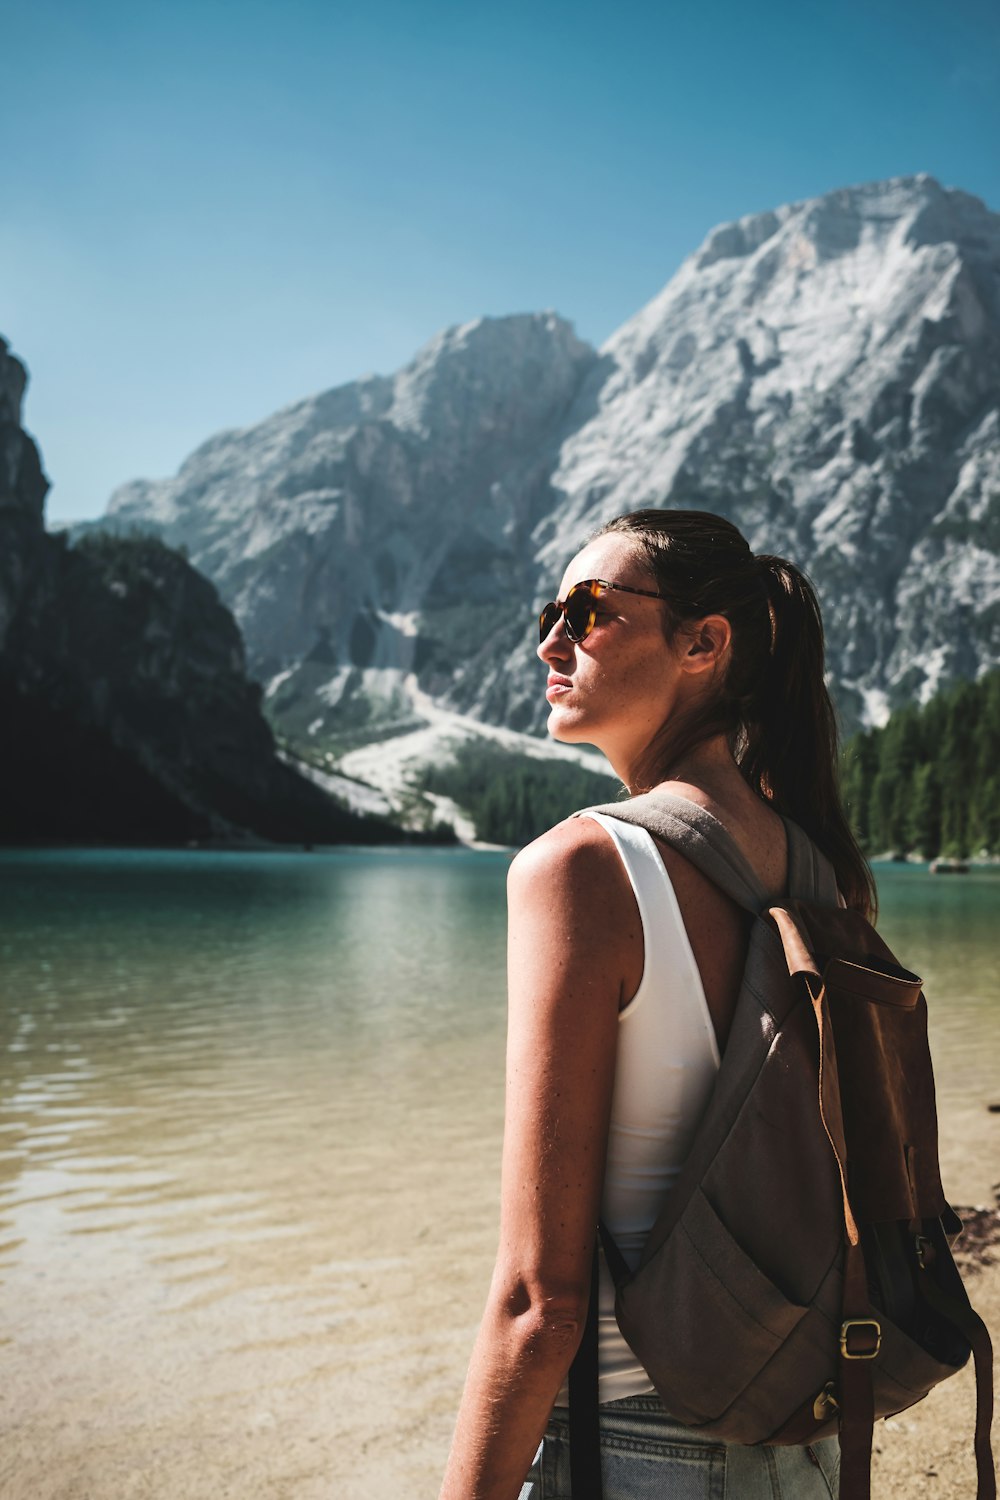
[546,708,591,744]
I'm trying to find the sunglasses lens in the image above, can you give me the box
[564,588,595,642]
[539,584,601,643]
[539,603,560,643]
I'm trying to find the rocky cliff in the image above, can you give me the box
[0,339,409,845]
[0,339,48,654]
[95,175,1000,803]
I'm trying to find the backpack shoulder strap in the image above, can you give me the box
[783,812,841,908]
[576,789,839,912]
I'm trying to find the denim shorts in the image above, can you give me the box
[519,1395,841,1500]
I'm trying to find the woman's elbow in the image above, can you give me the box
[493,1275,590,1360]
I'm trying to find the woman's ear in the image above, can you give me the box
[681,615,731,675]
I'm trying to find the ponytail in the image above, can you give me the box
[596,509,877,921]
[744,556,877,921]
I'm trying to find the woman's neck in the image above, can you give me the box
[625,734,743,801]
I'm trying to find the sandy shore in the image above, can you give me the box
[1,1197,996,1500]
[867,1065,1000,1494]
[871,1252,998,1497]
[2,1088,996,1500]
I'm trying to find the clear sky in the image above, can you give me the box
[3,0,998,522]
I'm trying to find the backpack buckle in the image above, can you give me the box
[840,1318,881,1359]
[813,1381,840,1420]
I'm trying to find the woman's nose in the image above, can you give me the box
[537,615,572,667]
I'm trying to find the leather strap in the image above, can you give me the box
[806,975,859,1247]
[568,1238,603,1499]
[917,1258,996,1500]
[837,1239,876,1499]
[804,973,874,1500]
[598,1219,630,1286]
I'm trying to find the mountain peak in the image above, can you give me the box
[691,174,995,274]
[388,311,594,438]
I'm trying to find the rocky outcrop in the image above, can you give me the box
[94,176,1000,770]
[0,339,48,653]
[0,341,409,845]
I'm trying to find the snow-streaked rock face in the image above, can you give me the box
[101,177,1000,748]
[522,175,1000,731]
[106,313,597,738]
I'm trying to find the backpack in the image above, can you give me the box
[566,790,995,1500]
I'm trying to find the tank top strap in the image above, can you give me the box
[578,809,720,1065]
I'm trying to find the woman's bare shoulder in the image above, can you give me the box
[507,815,638,946]
[507,813,624,895]
[507,815,642,1012]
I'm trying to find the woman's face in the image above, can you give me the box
[537,532,686,781]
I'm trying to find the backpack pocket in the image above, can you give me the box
[872,1313,970,1412]
[616,1187,808,1424]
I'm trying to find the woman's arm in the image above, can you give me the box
[439,817,641,1500]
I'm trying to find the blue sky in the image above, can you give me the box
[3,0,998,522]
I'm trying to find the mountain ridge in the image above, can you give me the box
[88,173,1000,809]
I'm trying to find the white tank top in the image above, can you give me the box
[556,809,722,1405]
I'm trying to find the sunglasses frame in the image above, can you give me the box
[538,577,669,645]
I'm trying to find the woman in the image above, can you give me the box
[439,508,875,1500]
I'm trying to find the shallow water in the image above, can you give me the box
[0,850,997,1499]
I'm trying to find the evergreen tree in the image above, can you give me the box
[939,682,979,858]
[841,668,1000,861]
[881,707,923,851]
[841,731,878,849]
[907,763,942,858]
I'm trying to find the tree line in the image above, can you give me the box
[840,669,1000,860]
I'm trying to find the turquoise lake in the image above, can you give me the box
[1,849,998,1499]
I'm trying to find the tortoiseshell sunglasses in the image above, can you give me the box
[538,578,669,644]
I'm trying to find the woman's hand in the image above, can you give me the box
[439,816,640,1500]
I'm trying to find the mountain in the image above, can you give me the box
[103,312,598,743]
[95,174,1000,806]
[0,337,413,846]
[531,174,1000,730]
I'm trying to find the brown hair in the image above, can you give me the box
[596,508,877,920]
